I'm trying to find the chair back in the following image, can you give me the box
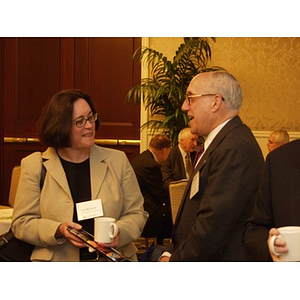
[8,166,21,208]
[169,179,188,224]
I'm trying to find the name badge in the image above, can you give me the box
[76,199,103,221]
[190,172,199,199]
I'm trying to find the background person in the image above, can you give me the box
[11,89,148,262]
[267,129,289,153]
[159,71,264,261]
[161,127,198,189]
[131,134,172,245]
[245,139,300,261]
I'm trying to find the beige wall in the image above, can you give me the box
[144,37,300,157]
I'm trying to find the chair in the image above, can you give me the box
[168,179,188,224]
[8,166,21,207]
[0,166,21,210]
[7,166,21,208]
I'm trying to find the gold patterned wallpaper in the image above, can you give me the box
[149,37,300,132]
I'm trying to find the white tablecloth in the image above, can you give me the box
[0,208,13,235]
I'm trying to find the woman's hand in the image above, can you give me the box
[95,230,121,249]
[55,221,86,248]
[268,227,289,262]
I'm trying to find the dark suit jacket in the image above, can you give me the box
[245,139,300,261]
[166,116,264,261]
[131,149,172,239]
[161,145,196,189]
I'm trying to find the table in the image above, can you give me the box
[0,208,13,235]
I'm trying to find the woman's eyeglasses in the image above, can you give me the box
[73,113,98,128]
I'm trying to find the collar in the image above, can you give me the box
[149,148,159,163]
[204,118,233,151]
[178,144,188,159]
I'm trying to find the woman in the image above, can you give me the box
[11,89,148,262]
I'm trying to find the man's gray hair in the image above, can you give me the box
[178,127,193,141]
[210,71,243,111]
[272,130,290,144]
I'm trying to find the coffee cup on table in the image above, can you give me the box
[94,217,119,243]
[269,226,300,261]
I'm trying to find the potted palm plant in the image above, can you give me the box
[125,37,223,145]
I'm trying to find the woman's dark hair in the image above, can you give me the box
[38,89,99,148]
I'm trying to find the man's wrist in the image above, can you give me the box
[159,251,171,261]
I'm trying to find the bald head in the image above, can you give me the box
[182,71,243,136]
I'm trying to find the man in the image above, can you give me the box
[267,129,289,153]
[245,139,300,261]
[161,127,198,189]
[131,134,172,244]
[159,71,264,261]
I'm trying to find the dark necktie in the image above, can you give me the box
[184,153,193,177]
[194,144,205,168]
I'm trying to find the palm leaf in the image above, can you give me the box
[126,37,224,145]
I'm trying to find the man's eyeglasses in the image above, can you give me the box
[185,93,225,105]
[73,113,98,128]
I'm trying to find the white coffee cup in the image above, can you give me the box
[269,226,300,261]
[94,217,119,243]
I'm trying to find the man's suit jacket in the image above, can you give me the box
[12,145,148,262]
[166,116,264,261]
[131,149,172,238]
[245,139,300,261]
[161,145,196,189]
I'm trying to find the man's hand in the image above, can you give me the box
[268,227,289,262]
[159,256,170,262]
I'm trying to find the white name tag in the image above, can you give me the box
[76,199,103,221]
[190,172,199,199]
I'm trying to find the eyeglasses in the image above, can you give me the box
[73,113,98,128]
[185,93,225,105]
